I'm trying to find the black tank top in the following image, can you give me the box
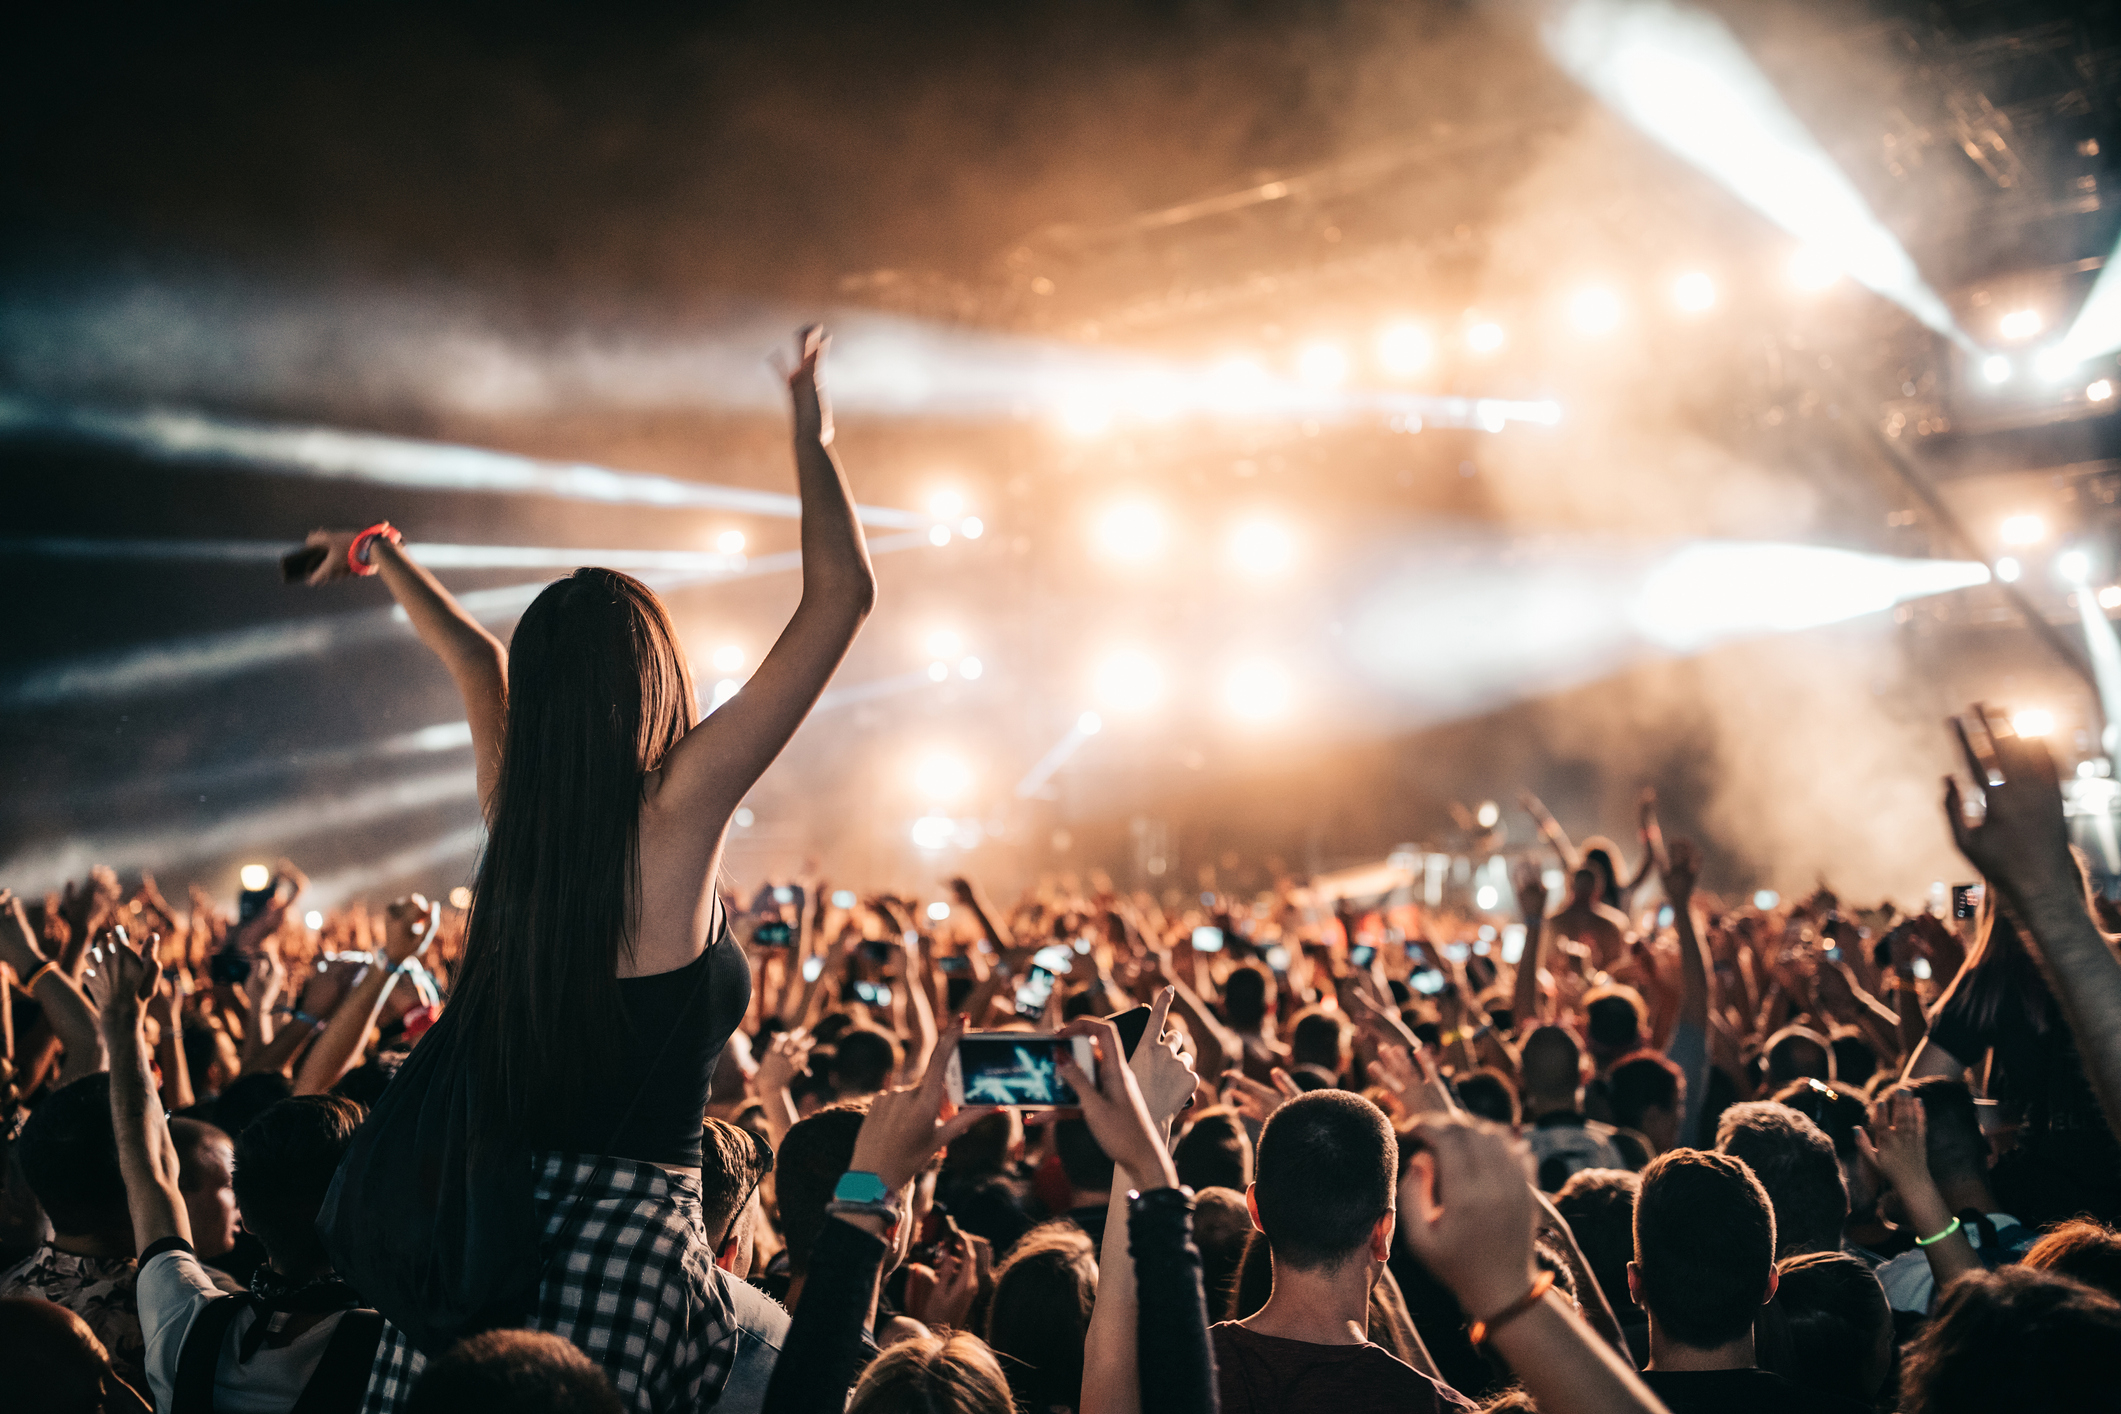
[541,916,750,1166]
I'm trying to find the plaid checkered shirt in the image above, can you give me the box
[361,1152,738,1413]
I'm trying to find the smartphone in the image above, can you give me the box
[237,885,276,925]
[945,1032,1096,1109]
[1951,883,1983,920]
[1191,925,1225,953]
[1013,966,1058,1019]
[752,920,794,947]
[853,980,892,1007]
[1442,942,1470,964]
[1109,1005,1153,1058]
[936,955,971,975]
[280,544,328,582]
[1411,967,1447,996]
[1030,944,1075,976]
[1350,943,1377,969]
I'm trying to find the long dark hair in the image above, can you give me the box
[451,568,696,1151]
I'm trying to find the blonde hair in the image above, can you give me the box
[849,1331,1014,1414]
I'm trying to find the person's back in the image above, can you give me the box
[1629,1148,1866,1414]
[1212,1090,1473,1414]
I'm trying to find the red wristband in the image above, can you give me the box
[348,522,403,577]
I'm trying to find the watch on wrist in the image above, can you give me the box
[833,1170,892,1206]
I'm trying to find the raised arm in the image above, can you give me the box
[653,328,877,831]
[1,892,107,1084]
[101,936,190,1252]
[305,532,508,815]
[1520,792,1579,873]
[1509,858,1549,1033]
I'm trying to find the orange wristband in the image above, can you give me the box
[1468,1269,1555,1346]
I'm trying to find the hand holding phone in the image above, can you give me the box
[1056,1016,1180,1192]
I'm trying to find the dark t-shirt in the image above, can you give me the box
[1211,1322,1475,1414]
[1643,1367,1868,1414]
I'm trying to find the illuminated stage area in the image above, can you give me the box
[6,0,2121,908]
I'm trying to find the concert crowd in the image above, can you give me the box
[6,334,2121,1414]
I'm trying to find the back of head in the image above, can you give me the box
[1520,1027,1583,1105]
[698,1118,770,1242]
[1608,1053,1682,1131]
[944,1110,1018,1178]
[1554,1168,1639,1322]
[1828,1032,1878,1089]
[1222,964,1271,1028]
[1763,1026,1834,1087]
[832,1027,902,1095]
[1892,1076,1989,1190]
[0,1296,119,1414]
[233,1095,363,1271]
[1767,1078,1868,1158]
[1583,987,1647,1055]
[406,1328,625,1414]
[211,1070,294,1140]
[1901,1267,2121,1414]
[1174,1107,1252,1193]
[2022,1219,2121,1303]
[850,1331,1014,1414]
[1289,1006,1351,1074]
[1191,1187,1253,1319]
[1633,1148,1776,1349]
[984,1223,1096,1411]
[1714,1100,1846,1256]
[1454,1067,1521,1126]
[454,568,695,1151]
[17,1074,125,1240]
[167,1118,233,1192]
[777,1102,868,1274]
[1252,1090,1395,1271]
[1774,1250,1892,1404]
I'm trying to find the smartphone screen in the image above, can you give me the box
[950,1033,1085,1108]
[1350,943,1376,968]
[1030,944,1075,975]
[1014,966,1057,1018]
[1411,968,1447,995]
[1191,925,1225,953]
[753,920,794,947]
[936,955,970,975]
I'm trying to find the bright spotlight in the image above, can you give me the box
[448,886,473,909]
[927,661,950,682]
[1981,355,2012,385]
[926,629,963,658]
[1076,710,1103,736]
[1547,0,1963,342]
[2091,380,2115,404]
[1228,516,1297,576]
[960,516,985,539]
[1465,321,1507,354]
[911,814,955,851]
[2100,585,2121,609]
[1672,271,1717,312]
[1996,556,2022,583]
[958,657,983,680]
[1221,658,1292,723]
[1628,542,1994,651]
[1057,396,1114,437]
[2035,347,2080,381]
[712,678,741,708]
[1476,800,1501,829]
[928,524,953,547]
[1094,649,1164,712]
[2000,514,2046,547]
[1296,342,1351,389]
[304,910,323,930]
[926,900,952,921]
[1377,323,1433,376]
[1568,286,1624,334]
[239,863,271,891]
[1998,309,2043,341]
[1475,884,1500,911]
[929,489,965,519]
[716,530,747,555]
[2060,549,2093,584]
[1094,500,1167,562]
[913,752,973,801]
[2013,708,2055,738]
[1787,245,1842,291]
[710,644,744,673]
[1204,356,1272,409]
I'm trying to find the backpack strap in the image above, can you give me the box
[290,1310,387,1414]
[171,1294,249,1414]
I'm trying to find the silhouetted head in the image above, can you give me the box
[407,1328,625,1414]
[1631,1148,1776,1350]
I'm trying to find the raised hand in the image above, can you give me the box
[1855,1089,1933,1198]
[1223,1067,1301,1126]
[0,890,51,977]
[1058,1016,1179,1192]
[380,894,440,966]
[787,324,833,448]
[1510,856,1549,922]
[847,1021,998,1192]
[1945,703,2073,898]
[1398,1114,1539,1320]
[1660,838,1699,906]
[1128,987,1199,1125]
[756,1026,816,1097]
[97,926,161,1029]
[903,1221,980,1328]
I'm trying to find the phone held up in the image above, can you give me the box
[1951,883,1984,920]
[1012,943,1074,1020]
[945,1032,1097,1110]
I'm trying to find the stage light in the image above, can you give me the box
[1095,500,1167,562]
[1124,370,1185,422]
[1221,657,1292,723]
[2102,585,2121,609]
[913,752,973,802]
[2060,550,2093,584]
[1753,890,1779,910]
[1672,271,1717,313]
[1629,543,1995,651]
[711,678,740,708]
[1466,321,1507,354]
[1477,800,1501,828]
[1475,885,1500,911]
[2000,515,2046,547]
[928,524,953,546]
[1996,557,2022,582]
[1228,516,1297,576]
[1787,246,1841,291]
[1094,649,1164,712]
[926,629,963,659]
[1297,342,1350,389]
[304,910,323,930]
[1077,710,1103,736]
[958,656,983,680]
[929,490,965,519]
[716,530,747,556]
[911,814,955,851]
[239,863,270,891]
[1548,0,1965,344]
[927,901,952,921]
[1204,356,1272,410]
[1377,323,1433,376]
[2091,380,2115,403]
[1568,286,1624,335]
[1057,396,1114,437]
[2036,347,2080,381]
[448,886,473,909]
[960,517,985,539]
[927,661,950,682]
[1999,309,2043,341]
[2013,708,2055,738]
[711,644,744,673]
[1982,356,2012,385]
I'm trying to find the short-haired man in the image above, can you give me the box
[1631,1149,1866,1413]
[1520,1027,1626,1191]
[1215,1090,1474,1413]
[699,1118,790,1414]
[1714,1101,1848,1256]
